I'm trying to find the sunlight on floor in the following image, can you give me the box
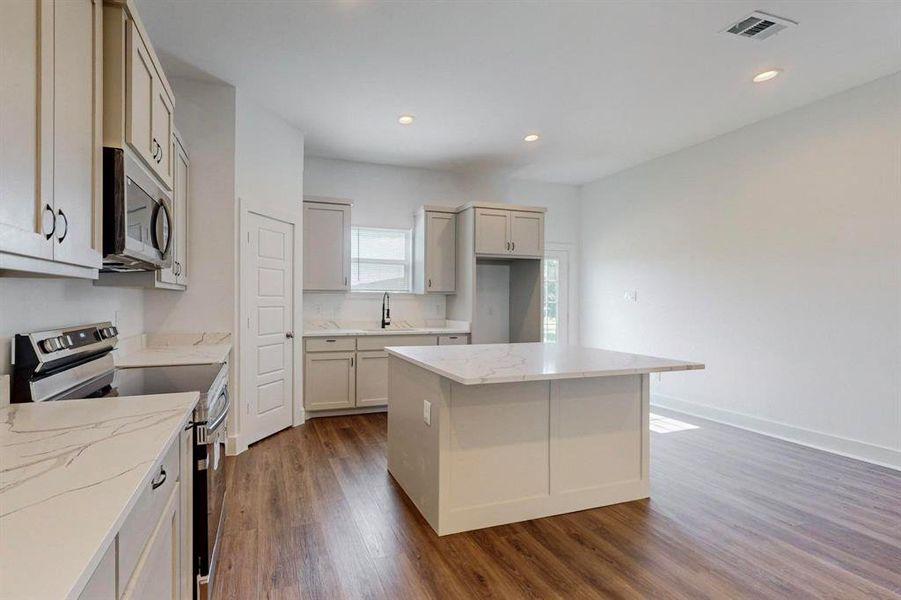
[649,413,699,434]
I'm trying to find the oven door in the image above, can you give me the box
[195,385,229,599]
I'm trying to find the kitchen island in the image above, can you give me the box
[385,343,703,535]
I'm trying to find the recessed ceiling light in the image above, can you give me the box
[398,114,415,125]
[523,133,540,142]
[752,69,782,83]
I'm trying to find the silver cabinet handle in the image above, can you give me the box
[56,209,68,243]
[42,204,56,239]
[428,278,432,288]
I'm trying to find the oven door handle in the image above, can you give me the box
[206,393,230,435]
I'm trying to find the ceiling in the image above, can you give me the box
[137,1,901,185]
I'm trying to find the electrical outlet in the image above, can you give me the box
[312,303,322,316]
[655,372,662,383]
[113,310,120,327]
[624,290,638,302]
[423,400,432,426]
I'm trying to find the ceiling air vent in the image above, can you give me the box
[722,11,797,40]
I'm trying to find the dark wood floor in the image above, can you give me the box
[213,410,901,599]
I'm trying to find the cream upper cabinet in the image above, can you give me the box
[0,0,102,278]
[473,207,544,258]
[105,1,175,190]
[509,210,544,258]
[173,134,189,286]
[413,209,456,294]
[303,199,351,291]
[474,208,510,255]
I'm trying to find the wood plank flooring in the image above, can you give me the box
[212,410,901,599]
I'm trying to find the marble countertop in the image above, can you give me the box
[115,332,231,367]
[303,319,469,338]
[0,392,199,600]
[385,343,704,385]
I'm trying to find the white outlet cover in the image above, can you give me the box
[423,399,432,426]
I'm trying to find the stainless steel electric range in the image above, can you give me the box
[11,321,228,600]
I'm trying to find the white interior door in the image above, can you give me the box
[243,211,295,445]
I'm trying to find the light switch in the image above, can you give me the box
[423,400,432,426]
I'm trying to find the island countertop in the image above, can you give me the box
[384,342,704,385]
[0,392,199,600]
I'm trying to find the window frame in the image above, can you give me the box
[350,225,413,293]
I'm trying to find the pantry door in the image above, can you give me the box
[241,206,298,446]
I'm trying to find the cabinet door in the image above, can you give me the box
[304,351,355,410]
[303,202,350,290]
[425,212,455,293]
[509,211,544,257]
[78,540,116,600]
[0,0,55,262]
[51,0,102,270]
[125,21,156,170]
[122,482,180,600]
[474,208,510,255]
[356,350,388,407]
[174,137,189,286]
[151,81,174,189]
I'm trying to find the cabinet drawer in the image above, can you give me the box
[438,334,469,345]
[305,336,355,352]
[119,437,180,590]
[357,335,437,351]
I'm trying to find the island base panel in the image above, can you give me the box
[387,357,650,535]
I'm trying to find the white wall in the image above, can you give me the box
[0,278,144,378]
[303,157,581,341]
[579,72,901,468]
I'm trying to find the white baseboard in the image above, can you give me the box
[651,394,901,472]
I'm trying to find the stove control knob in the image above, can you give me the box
[59,335,74,349]
[99,327,118,339]
[40,338,61,353]
[109,326,119,338]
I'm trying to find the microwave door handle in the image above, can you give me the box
[150,200,172,256]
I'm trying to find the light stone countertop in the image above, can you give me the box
[0,392,199,600]
[385,343,704,385]
[303,319,470,338]
[115,332,231,367]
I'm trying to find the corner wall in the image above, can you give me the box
[578,72,901,468]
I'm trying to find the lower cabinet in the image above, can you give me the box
[304,351,356,410]
[355,350,389,407]
[78,425,192,600]
[304,334,469,411]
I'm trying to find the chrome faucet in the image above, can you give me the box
[381,292,391,329]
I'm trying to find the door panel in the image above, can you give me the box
[474,209,509,255]
[356,350,388,407]
[152,82,173,189]
[303,202,350,290]
[51,0,101,269]
[304,352,355,410]
[126,22,156,168]
[0,0,54,261]
[244,212,294,444]
[510,211,543,257]
[173,137,189,285]
[426,212,455,292]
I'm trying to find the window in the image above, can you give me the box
[350,227,411,292]
[543,247,569,343]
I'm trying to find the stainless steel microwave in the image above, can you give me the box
[102,147,173,272]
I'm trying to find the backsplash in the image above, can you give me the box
[303,292,446,328]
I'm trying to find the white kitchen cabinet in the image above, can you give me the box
[304,351,356,410]
[474,208,510,256]
[303,198,351,291]
[104,1,175,190]
[0,0,103,279]
[413,208,456,294]
[473,207,544,258]
[79,541,116,600]
[355,350,389,407]
[121,482,181,600]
